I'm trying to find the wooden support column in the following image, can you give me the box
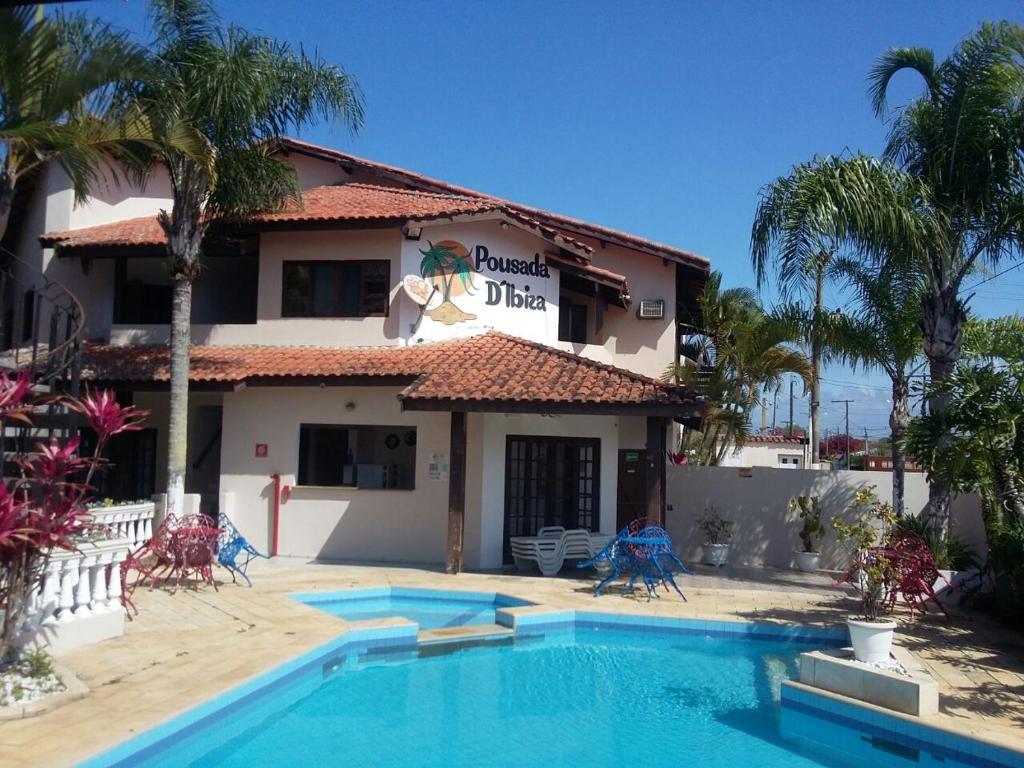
[645,416,667,526]
[445,411,467,574]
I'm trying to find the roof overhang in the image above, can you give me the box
[398,397,703,418]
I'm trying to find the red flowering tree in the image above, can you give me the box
[0,375,146,661]
[819,434,866,460]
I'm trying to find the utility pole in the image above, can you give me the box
[832,399,854,469]
[788,379,795,437]
[771,385,780,432]
[864,427,870,457]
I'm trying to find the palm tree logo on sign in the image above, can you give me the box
[419,240,478,325]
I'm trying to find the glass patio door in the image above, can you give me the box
[503,435,599,563]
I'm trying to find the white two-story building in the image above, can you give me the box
[8,138,709,571]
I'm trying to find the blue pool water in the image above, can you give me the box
[82,617,1018,768]
[296,587,532,629]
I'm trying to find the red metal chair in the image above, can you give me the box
[120,514,180,616]
[170,514,221,592]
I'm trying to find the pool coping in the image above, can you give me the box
[79,592,1024,768]
[782,682,1024,768]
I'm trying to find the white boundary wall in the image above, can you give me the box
[666,466,985,570]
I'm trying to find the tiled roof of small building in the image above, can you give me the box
[745,434,806,445]
[81,332,700,413]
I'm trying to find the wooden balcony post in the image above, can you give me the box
[446,411,467,574]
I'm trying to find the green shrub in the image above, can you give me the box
[22,647,54,679]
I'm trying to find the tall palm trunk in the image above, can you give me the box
[166,274,193,519]
[0,171,15,242]
[889,375,910,515]
[809,266,823,465]
[159,161,206,521]
[920,287,967,531]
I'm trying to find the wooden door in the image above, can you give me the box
[617,449,647,531]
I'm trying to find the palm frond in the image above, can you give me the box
[868,46,938,117]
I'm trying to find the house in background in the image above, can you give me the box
[5,138,709,571]
[720,433,810,469]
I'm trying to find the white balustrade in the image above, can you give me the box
[16,502,153,654]
[21,535,134,654]
[86,502,156,550]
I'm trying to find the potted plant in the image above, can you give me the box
[790,495,825,572]
[896,515,981,603]
[698,506,734,566]
[832,487,898,664]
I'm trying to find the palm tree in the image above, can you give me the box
[869,22,1024,525]
[807,257,925,514]
[0,6,152,240]
[751,218,835,466]
[129,0,363,519]
[667,272,810,464]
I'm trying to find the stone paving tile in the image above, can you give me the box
[0,560,1021,767]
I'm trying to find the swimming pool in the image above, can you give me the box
[295,587,532,629]
[80,610,1024,768]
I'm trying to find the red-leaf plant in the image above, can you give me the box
[833,487,947,621]
[0,374,147,662]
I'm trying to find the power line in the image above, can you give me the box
[964,261,1024,290]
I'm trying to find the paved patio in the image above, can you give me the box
[1,559,1022,767]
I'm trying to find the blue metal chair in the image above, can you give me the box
[578,521,689,601]
[216,513,268,586]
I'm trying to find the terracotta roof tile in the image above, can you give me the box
[276,137,709,269]
[40,184,624,295]
[81,332,699,413]
[746,434,806,445]
[40,184,497,249]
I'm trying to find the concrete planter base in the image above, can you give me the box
[798,646,938,717]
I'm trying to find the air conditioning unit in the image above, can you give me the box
[638,299,665,319]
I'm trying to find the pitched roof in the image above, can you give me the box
[39,184,497,249]
[40,183,628,299]
[81,332,700,415]
[276,137,710,270]
[745,434,807,445]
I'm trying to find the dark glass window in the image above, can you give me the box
[558,296,588,343]
[282,261,390,318]
[21,289,35,342]
[298,424,415,489]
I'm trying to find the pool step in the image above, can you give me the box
[417,623,514,649]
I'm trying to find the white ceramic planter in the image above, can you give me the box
[847,618,897,664]
[932,568,982,604]
[793,550,820,572]
[703,543,730,567]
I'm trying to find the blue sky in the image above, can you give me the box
[83,0,1024,437]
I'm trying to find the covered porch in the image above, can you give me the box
[80,332,703,572]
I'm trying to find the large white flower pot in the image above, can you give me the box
[847,618,897,664]
[703,543,730,567]
[793,550,820,572]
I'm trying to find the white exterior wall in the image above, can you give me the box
[219,386,450,563]
[720,442,809,468]
[563,242,678,379]
[399,220,562,345]
[218,389,620,568]
[666,465,986,570]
